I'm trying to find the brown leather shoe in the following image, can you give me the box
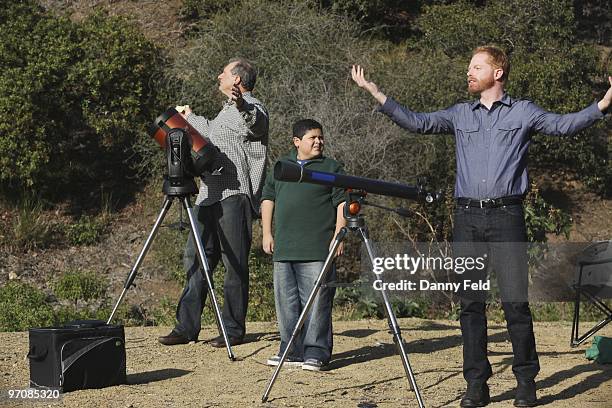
[209,335,243,348]
[158,330,190,346]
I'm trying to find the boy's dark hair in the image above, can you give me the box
[292,119,323,139]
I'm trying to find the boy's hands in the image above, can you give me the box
[332,241,344,258]
[263,233,274,255]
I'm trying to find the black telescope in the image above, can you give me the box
[274,161,439,203]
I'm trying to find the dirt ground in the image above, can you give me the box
[1,319,610,408]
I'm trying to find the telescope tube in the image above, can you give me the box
[148,108,218,175]
[274,161,437,202]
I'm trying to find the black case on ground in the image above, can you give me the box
[28,320,126,392]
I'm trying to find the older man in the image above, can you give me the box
[159,58,268,348]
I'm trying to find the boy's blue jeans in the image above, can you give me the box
[273,261,336,363]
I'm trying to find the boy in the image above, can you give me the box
[261,119,346,371]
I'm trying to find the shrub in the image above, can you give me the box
[0,1,163,198]
[524,183,572,242]
[53,270,108,308]
[65,214,109,246]
[334,281,381,319]
[8,197,55,251]
[0,281,55,331]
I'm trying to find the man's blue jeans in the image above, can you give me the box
[273,261,336,363]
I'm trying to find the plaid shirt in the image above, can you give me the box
[186,92,269,213]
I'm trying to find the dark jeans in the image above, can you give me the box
[175,194,252,340]
[453,204,539,385]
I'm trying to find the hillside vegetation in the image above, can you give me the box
[0,0,610,331]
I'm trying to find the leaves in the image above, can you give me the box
[0,2,163,194]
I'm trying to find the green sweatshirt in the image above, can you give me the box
[261,151,345,262]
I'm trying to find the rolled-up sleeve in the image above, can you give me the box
[260,168,276,202]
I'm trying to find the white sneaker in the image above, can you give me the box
[266,355,303,367]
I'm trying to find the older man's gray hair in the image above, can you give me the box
[230,58,257,91]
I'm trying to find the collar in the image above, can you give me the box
[470,93,513,110]
[287,149,325,163]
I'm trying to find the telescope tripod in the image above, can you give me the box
[262,192,425,407]
[108,179,235,361]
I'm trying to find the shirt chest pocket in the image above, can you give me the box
[496,121,522,145]
[455,126,479,146]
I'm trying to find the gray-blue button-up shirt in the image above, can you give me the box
[379,94,604,199]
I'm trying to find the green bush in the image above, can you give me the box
[524,183,572,242]
[53,270,107,308]
[0,1,163,197]
[0,281,55,331]
[65,214,109,246]
[334,282,381,319]
[319,0,423,41]
[334,281,427,320]
[54,304,109,324]
[486,300,611,323]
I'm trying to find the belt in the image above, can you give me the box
[456,196,524,208]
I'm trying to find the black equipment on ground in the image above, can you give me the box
[107,110,235,361]
[274,160,440,203]
[262,191,426,408]
[571,240,612,347]
[28,320,126,392]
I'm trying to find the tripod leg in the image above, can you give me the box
[182,197,236,361]
[358,226,426,408]
[108,197,174,324]
[261,227,348,403]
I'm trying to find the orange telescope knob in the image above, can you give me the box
[348,201,361,215]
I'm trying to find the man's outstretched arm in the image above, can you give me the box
[351,65,387,105]
[529,76,611,136]
[350,65,454,134]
